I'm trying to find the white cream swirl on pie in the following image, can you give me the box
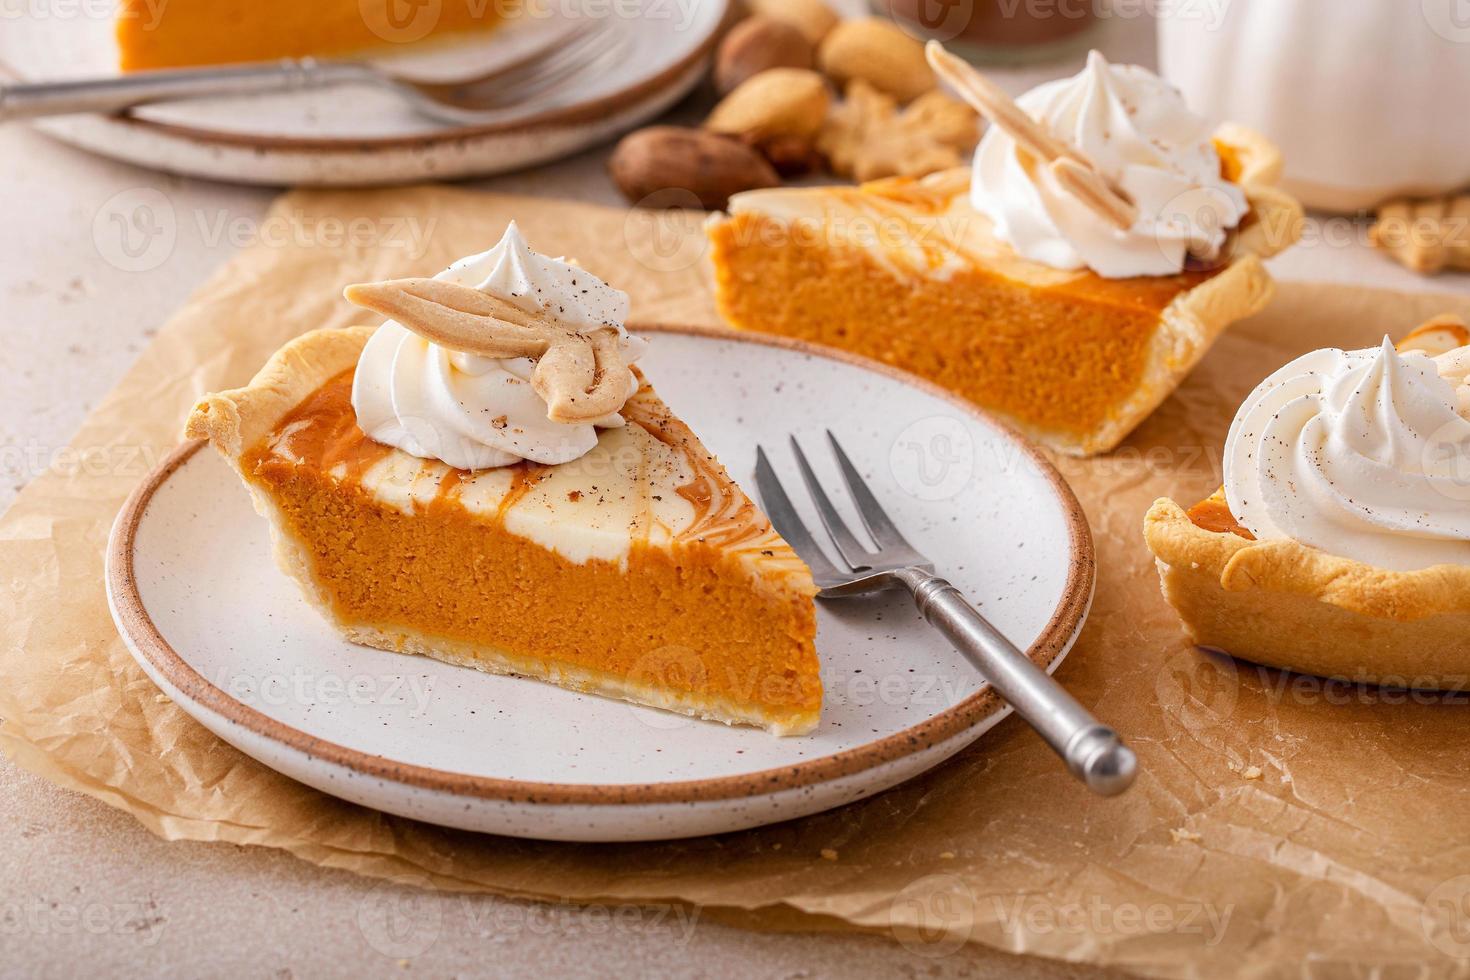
[351,223,644,470]
[1223,337,1470,571]
[971,50,1248,279]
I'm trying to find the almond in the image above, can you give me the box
[745,0,837,44]
[714,16,814,95]
[817,17,935,104]
[705,68,830,144]
[608,127,779,211]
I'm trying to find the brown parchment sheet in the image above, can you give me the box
[4,186,1470,979]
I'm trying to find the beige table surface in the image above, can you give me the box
[3,15,1467,978]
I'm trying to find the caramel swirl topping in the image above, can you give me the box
[1396,314,1470,357]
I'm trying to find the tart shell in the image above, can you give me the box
[1145,497,1470,689]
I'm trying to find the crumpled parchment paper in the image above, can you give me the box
[4,186,1469,979]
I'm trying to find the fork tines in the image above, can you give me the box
[755,432,929,592]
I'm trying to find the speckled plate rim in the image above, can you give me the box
[106,323,1096,806]
[0,0,729,152]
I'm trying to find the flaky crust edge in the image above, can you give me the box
[344,623,819,736]
[1144,497,1470,623]
[183,326,376,461]
[1067,126,1303,455]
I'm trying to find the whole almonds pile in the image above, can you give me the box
[608,7,981,210]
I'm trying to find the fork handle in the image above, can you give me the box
[0,60,379,123]
[896,568,1136,796]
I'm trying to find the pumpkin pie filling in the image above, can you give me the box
[189,226,821,735]
[116,0,504,71]
[1183,490,1253,540]
[710,50,1303,458]
[710,191,1218,440]
[710,160,1295,456]
[235,368,822,732]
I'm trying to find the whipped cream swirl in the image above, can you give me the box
[971,50,1248,279]
[351,223,643,470]
[1223,338,1470,571]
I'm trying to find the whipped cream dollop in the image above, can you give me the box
[971,50,1248,279]
[351,222,644,470]
[1223,338,1470,571]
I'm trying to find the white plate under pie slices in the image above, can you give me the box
[106,327,1095,842]
[0,0,726,185]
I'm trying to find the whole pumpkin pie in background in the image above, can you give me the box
[1145,315,1470,687]
[186,225,822,736]
[708,47,1303,457]
[116,0,504,71]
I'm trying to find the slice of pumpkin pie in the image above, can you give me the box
[708,47,1303,457]
[186,224,821,735]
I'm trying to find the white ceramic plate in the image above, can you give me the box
[0,1,725,185]
[106,326,1094,841]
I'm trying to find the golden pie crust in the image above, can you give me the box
[186,327,822,734]
[1145,491,1470,689]
[708,125,1303,456]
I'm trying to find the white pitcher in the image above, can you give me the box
[1158,0,1470,212]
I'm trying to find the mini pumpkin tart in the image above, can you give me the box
[708,45,1303,457]
[116,0,502,71]
[1145,315,1470,687]
[185,225,821,735]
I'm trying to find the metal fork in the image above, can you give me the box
[756,432,1136,797]
[0,22,623,126]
